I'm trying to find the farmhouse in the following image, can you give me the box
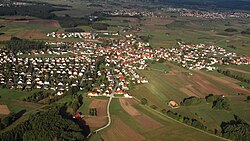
[168,101,179,109]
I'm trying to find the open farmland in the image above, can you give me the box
[130,61,250,131]
[119,98,163,129]
[139,16,250,55]
[85,99,108,130]
[94,98,225,141]
[0,0,249,140]
[0,17,60,41]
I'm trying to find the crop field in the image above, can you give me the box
[129,61,250,131]
[84,99,108,130]
[91,98,224,141]
[0,16,60,41]
[139,16,250,55]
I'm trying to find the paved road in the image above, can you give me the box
[93,77,118,133]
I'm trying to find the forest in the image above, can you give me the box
[221,115,250,141]
[0,106,89,141]
[3,37,48,53]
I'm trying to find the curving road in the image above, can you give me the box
[93,77,118,133]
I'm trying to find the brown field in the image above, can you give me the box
[0,104,11,115]
[134,114,163,130]
[85,116,107,128]
[195,70,250,95]
[13,19,59,27]
[119,99,163,130]
[187,74,227,96]
[101,117,145,141]
[89,99,108,116]
[119,98,141,116]
[86,99,108,129]
[164,69,227,98]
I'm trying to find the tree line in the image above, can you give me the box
[161,110,208,131]
[180,94,231,111]
[217,69,250,84]
[0,110,26,131]
[2,37,48,53]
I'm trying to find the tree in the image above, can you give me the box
[212,97,230,110]
[141,98,148,105]
[221,115,250,141]
[205,94,219,102]
[181,96,203,106]
[0,107,87,141]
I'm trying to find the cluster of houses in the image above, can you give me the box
[46,32,97,40]
[1,30,249,97]
[0,48,98,95]
[166,42,250,70]
[180,9,250,19]
[103,9,154,17]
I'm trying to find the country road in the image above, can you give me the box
[93,77,118,133]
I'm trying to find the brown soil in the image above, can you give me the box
[0,105,11,115]
[119,99,141,116]
[195,70,250,95]
[101,118,145,141]
[89,99,108,116]
[85,116,107,128]
[134,114,163,130]
[120,99,163,130]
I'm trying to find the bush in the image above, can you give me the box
[224,28,238,32]
[205,94,219,103]
[212,97,230,110]
[181,96,203,106]
[241,29,250,35]
[141,98,148,105]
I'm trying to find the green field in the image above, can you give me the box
[0,89,44,113]
[90,98,224,141]
[138,16,250,55]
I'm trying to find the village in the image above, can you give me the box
[103,9,154,17]
[0,31,249,98]
[180,9,250,19]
